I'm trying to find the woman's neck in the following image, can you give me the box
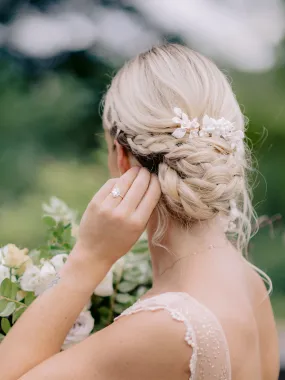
[147,217,230,290]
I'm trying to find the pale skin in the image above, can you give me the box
[0,133,280,380]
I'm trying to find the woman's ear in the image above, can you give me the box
[114,140,131,175]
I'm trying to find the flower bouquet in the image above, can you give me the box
[0,197,152,349]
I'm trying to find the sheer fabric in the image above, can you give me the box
[115,292,231,380]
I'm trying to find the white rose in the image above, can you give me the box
[0,265,10,285]
[62,311,94,350]
[0,244,32,275]
[94,268,114,297]
[50,254,68,271]
[19,265,41,293]
[20,261,56,296]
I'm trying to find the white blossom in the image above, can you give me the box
[42,196,77,224]
[171,108,245,159]
[20,261,57,296]
[0,265,10,285]
[50,254,68,271]
[0,244,32,275]
[172,107,200,139]
[62,311,94,350]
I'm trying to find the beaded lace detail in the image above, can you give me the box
[115,292,231,380]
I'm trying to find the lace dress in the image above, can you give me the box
[115,292,231,380]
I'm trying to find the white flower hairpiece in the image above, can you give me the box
[172,107,200,139]
[171,107,245,156]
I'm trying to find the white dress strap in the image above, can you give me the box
[115,292,231,380]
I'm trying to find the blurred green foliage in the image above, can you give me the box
[0,52,110,202]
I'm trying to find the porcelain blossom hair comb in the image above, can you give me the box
[172,107,245,156]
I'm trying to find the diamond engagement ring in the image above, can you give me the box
[111,186,123,199]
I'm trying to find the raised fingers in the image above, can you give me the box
[103,167,140,208]
[89,178,117,205]
[117,168,151,213]
[133,174,161,223]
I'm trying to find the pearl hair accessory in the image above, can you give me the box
[172,107,245,156]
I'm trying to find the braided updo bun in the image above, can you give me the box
[103,44,255,254]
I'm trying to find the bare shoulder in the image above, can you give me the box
[246,263,280,379]
[200,257,280,379]
[21,308,193,380]
[99,309,192,380]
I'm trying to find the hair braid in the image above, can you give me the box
[103,43,255,256]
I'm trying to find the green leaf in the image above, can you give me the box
[98,306,111,318]
[98,306,112,325]
[94,323,106,332]
[0,302,16,317]
[113,303,125,314]
[0,278,18,299]
[49,249,66,256]
[24,292,36,306]
[0,299,9,313]
[117,281,137,293]
[54,223,64,237]
[91,295,104,307]
[136,286,148,297]
[1,318,11,334]
[0,279,11,297]
[43,216,57,228]
[63,243,72,251]
[115,293,135,304]
[12,307,26,324]
[10,282,18,300]
[50,245,61,250]
[132,241,149,253]
[123,269,141,282]
[62,228,72,244]
[0,333,5,342]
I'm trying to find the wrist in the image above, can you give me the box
[72,239,117,269]
[60,244,111,294]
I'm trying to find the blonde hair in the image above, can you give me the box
[102,44,271,290]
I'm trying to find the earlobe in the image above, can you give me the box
[115,140,131,175]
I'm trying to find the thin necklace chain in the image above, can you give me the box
[158,242,229,277]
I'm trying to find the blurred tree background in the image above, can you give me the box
[0,0,284,319]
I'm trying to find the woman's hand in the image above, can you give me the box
[74,167,161,267]
[0,167,160,380]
